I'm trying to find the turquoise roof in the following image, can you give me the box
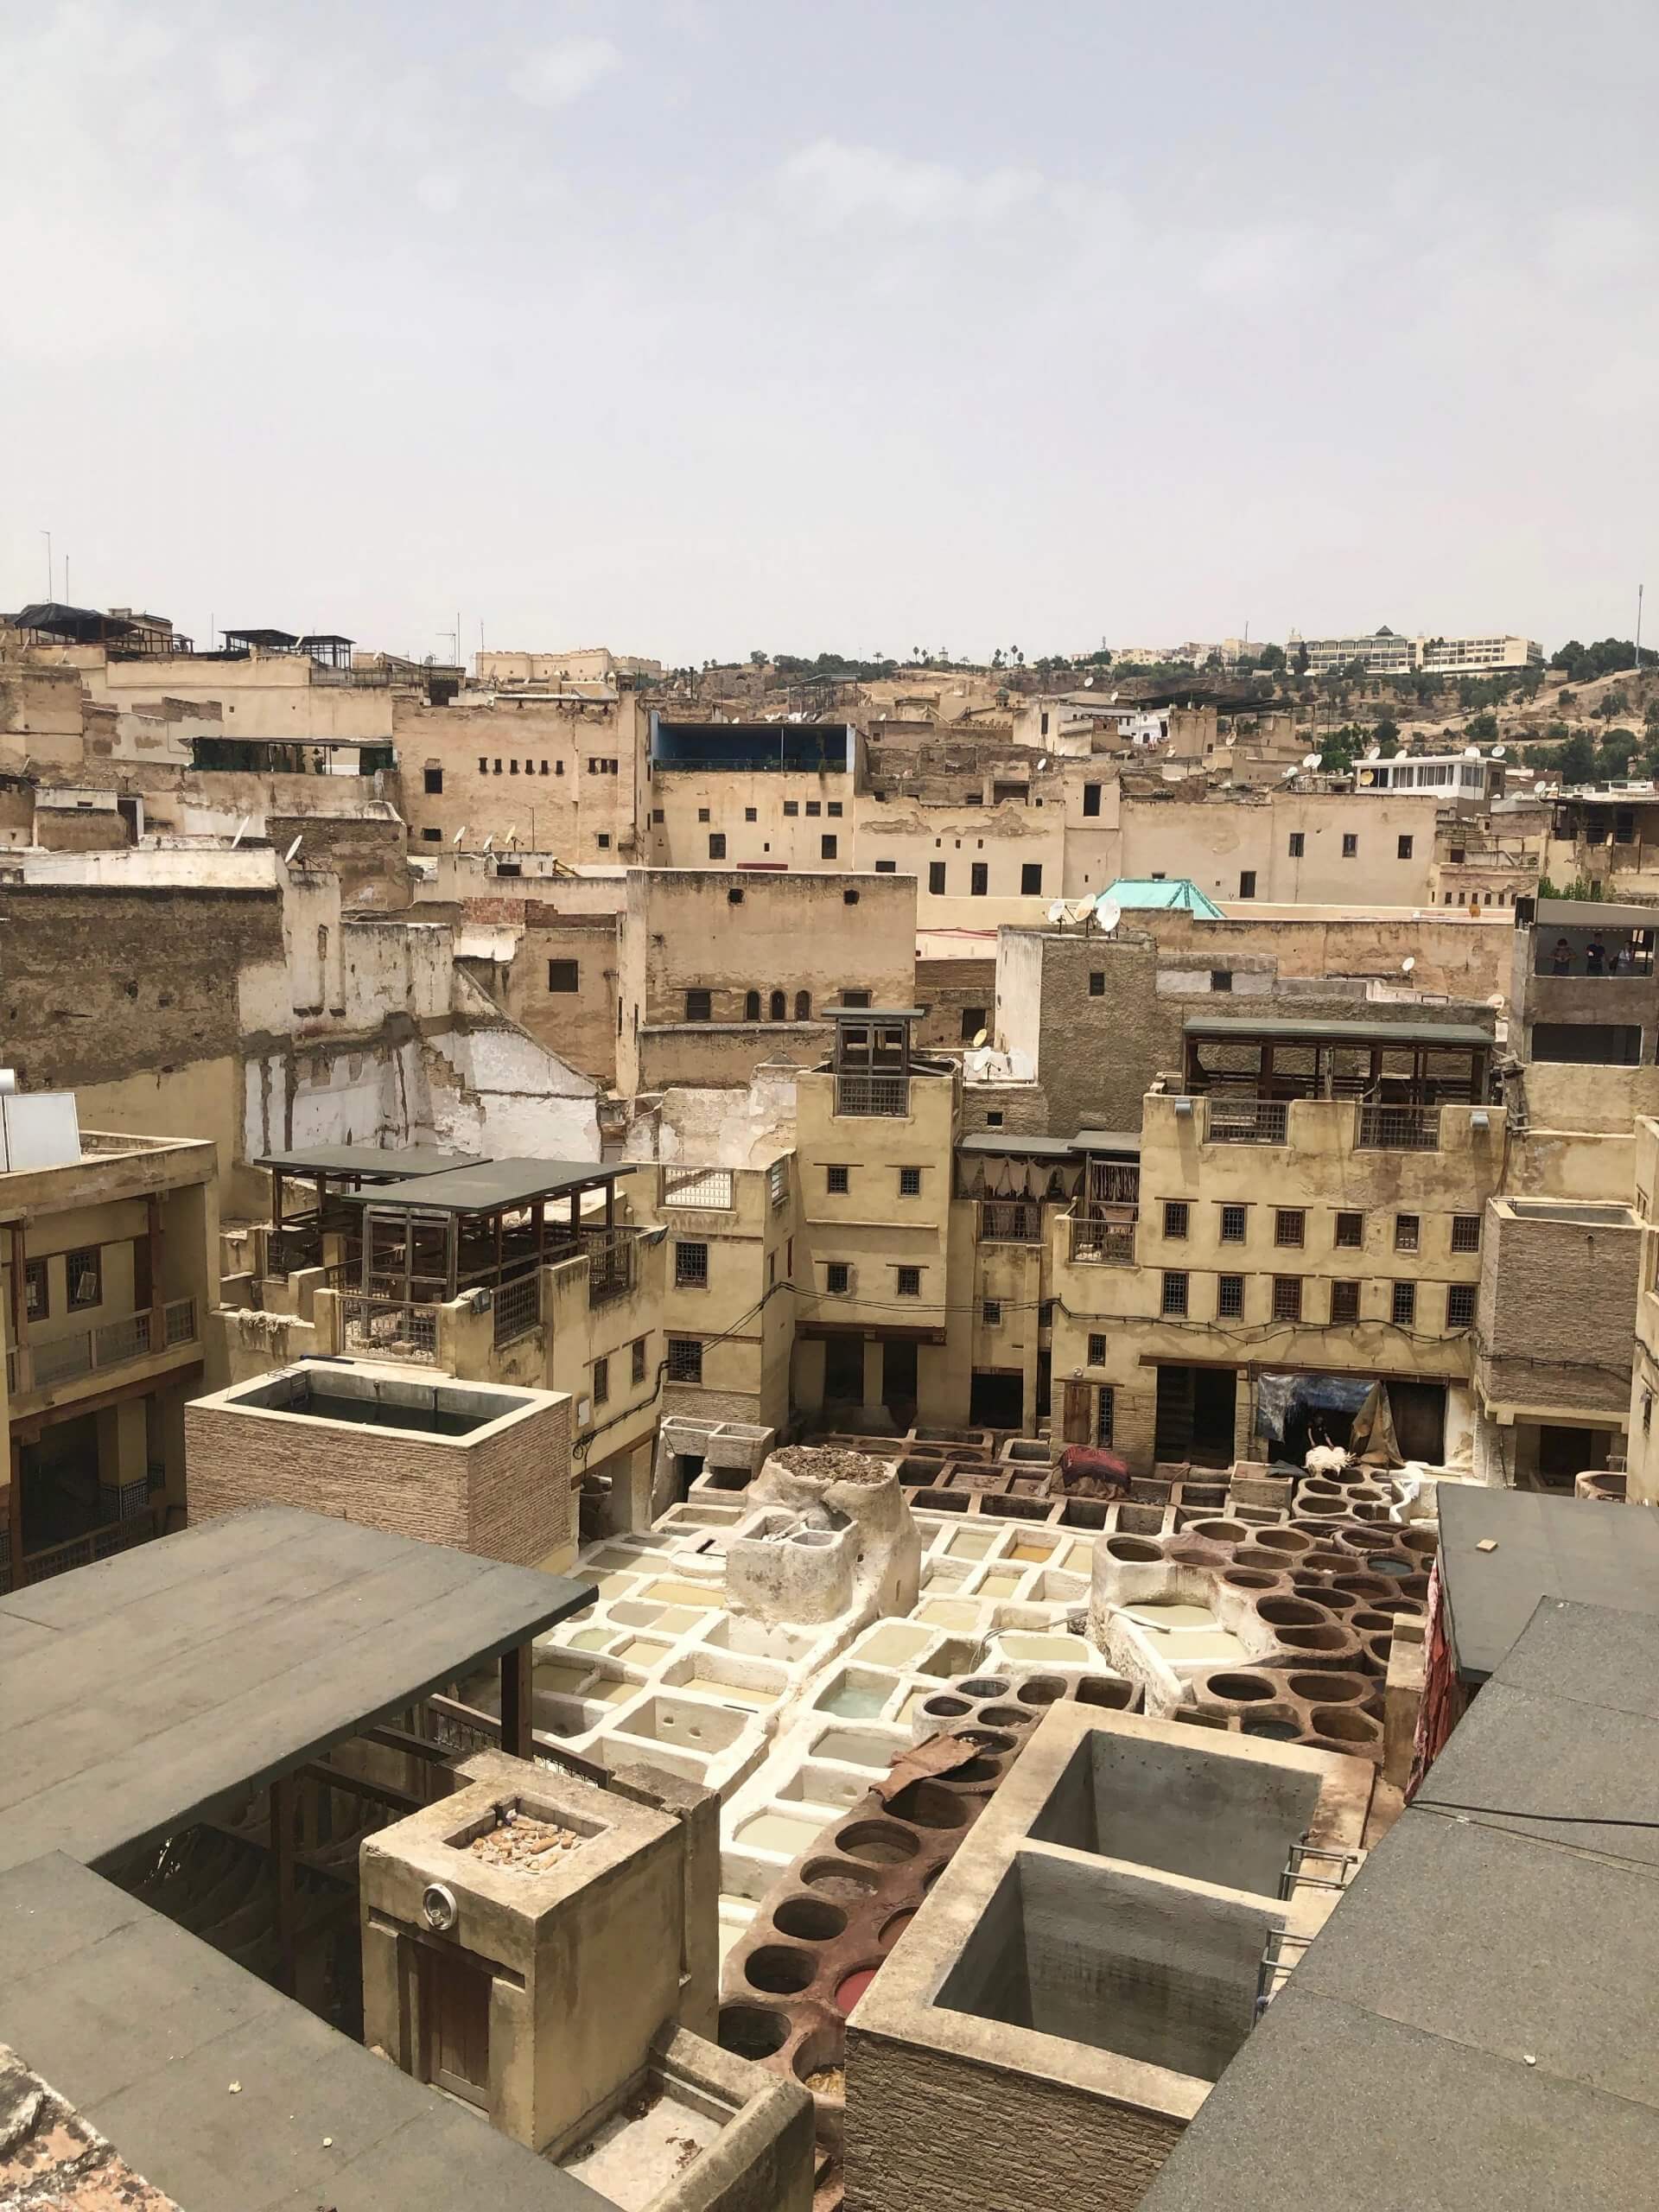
[1103,877,1227,920]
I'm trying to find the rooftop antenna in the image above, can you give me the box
[971,1028,988,1049]
[1046,899,1069,925]
[41,528,52,600]
[482,833,494,852]
[1491,745,1507,759]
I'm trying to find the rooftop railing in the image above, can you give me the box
[836,1072,909,1117]
[1357,1103,1441,1151]
[1065,1211,1137,1265]
[1205,1097,1289,1146]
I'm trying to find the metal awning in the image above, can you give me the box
[254,1145,482,1180]
[341,1157,633,1215]
[1182,1015,1494,1050]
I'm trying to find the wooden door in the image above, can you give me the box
[422,1945,493,2108]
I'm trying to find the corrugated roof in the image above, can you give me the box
[1184,1014,1494,1048]
[1103,877,1227,920]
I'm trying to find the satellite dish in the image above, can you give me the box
[283,835,302,864]
[972,1028,988,1049]
[1491,745,1507,760]
[1038,756,1050,770]
[1046,899,1068,925]
[1281,766,1297,779]
[1463,745,1480,759]
[1224,732,1236,747]
[1357,767,1376,785]
[1487,991,1505,1008]
[1301,753,1320,769]
[231,815,250,849]
[482,833,494,852]
[1364,746,1381,761]
[1076,890,1099,917]
[1402,956,1416,973]
[452,825,467,843]
[1083,675,1096,688]
[1094,899,1122,936]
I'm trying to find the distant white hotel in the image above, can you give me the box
[1287,628,1543,677]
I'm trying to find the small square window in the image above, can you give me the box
[1288,831,1305,858]
[652,808,664,823]
[745,806,758,822]
[841,989,870,1008]
[827,801,843,817]
[596,833,611,849]
[1161,1270,1189,1317]
[1342,833,1358,857]
[1334,1211,1363,1248]
[822,835,838,860]
[1331,1279,1361,1324]
[631,1336,647,1384]
[896,1266,922,1297]
[423,766,443,794]
[548,959,579,992]
[1446,1283,1477,1328]
[959,1005,987,1041]
[874,860,898,873]
[67,1247,100,1311]
[592,1355,609,1406]
[984,1110,1003,1128]
[667,1338,703,1382]
[1451,1214,1481,1253]
[783,800,798,817]
[697,807,711,823]
[1089,971,1105,996]
[1449,845,1465,864]
[1391,1281,1416,1326]
[685,988,712,1022]
[982,1299,1002,1326]
[1395,1213,1420,1253]
[1163,1200,1189,1240]
[675,1241,709,1288]
[1274,1209,1305,1248]
[1220,1204,1247,1243]
[827,1164,850,1194]
[1397,834,1414,860]
[1087,1332,1107,1365]
[421,826,442,842]
[708,832,726,859]
[842,887,857,903]
[1020,863,1044,895]
[1217,1274,1244,1318]
[899,1166,922,1197]
[1238,869,1257,899]
[805,800,821,817]
[1272,1275,1303,1322]
[826,1261,850,1294]
[1210,970,1233,993]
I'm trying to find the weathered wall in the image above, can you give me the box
[1477,1202,1639,1417]
[393,691,645,860]
[1120,789,1441,906]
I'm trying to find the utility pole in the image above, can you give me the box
[1637,583,1645,677]
[41,530,51,601]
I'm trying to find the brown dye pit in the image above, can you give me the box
[1016,1675,1066,1706]
[718,2003,790,2058]
[879,1909,917,1948]
[1205,1672,1276,1702]
[1311,1707,1381,1744]
[883,1779,970,1830]
[772,1895,848,1942]
[835,1821,920,1866]
[1287,1671,1368,1703]
[801,1856,880,1898]
[976,1705,1031,1728]
[744,1945,819,1995]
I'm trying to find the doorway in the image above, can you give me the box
[1154,1366,1237,1467]
[419,1943,493,2110]
[1535,1422,1609,1491]
[881,1338,918,1427]
[970,1370,1025,1429]
[823,1335,865,1407]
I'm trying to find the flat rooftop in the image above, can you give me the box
[1439,1485,1659,1688]
[1183,1014,1495,1049]
[341,1155,634,1213]
[253,1143,483,1179]
[1141,1599,1659,2212]
[0,1506,591,1878]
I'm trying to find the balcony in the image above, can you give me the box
[339,1294,439,1364]
[980,1200,1043,1244]
[1205,1097,1288,1146]
[581,1226,636,1306]
[1357,1103,1440,1151]
[7,1299,197,1399]
[836,1072,909,1117]
[1066,1211,1137,1265]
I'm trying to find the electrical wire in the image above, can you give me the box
[1414,1799,1659,1831]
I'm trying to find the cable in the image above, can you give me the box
[1414,1799,1659,1831]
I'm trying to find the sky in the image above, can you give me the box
[0,0,1655,666]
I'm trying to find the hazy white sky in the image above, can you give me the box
[1,0,1654,664]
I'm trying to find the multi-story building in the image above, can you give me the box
[1510,895,1659,1065]
[1,1088,215,1591]
[1287,629,1543,677]
[656,1154,798,1434]
[395,686,649,862]
[1050,1011,1503,1473]
[645,718,857,873]
[1541,786,1659,900]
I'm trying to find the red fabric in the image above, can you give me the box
[1058,1446,1133,1494]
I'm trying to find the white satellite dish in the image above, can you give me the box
[1364,746,1381,761]
[1301,753,1320,770]
[452,825,467,843]
[1281,766,1297,779]
[482,833,494,852]
[972,1028,988,1049]
[1046,899,1068,925]
[283,835,302,865]
[1038,756,1049,770]
[1491,745,1506,760]
[1224,732,1236,747]
[1075,890,1099,917]
[230,815,250,849]
[505,825,517,844]
[1487,991,1504,1008]
[1402,956,1416,973]
[1094,898,1122,936]
[1463,745,1480,759]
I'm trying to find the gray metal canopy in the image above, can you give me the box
[253,1144,483,1180]
[340,1156,634,1215]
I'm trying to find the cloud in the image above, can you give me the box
[1541,207,1647,288]
[513,35,622,110]
[777,138,1065,230]
[415,170,464,215]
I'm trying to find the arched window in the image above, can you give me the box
[769,989,786,1021]
[745,989,761,1020]
[795,990,811,1020]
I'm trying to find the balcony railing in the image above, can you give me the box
[1357,1103,1441,1151]
[582,1228,636,1306]
[1067,1212,1137,1265]
[493,1270,542,1349]
[836,1073,909,1117]
[265,1224,325,1276]
[981,1200,1043,1244]
[663,1166,734,1210]
[339,1294,438,1363]
[10,1299,197,1396]
[1205,1097,1288,1146]
[18,1508,159,1587]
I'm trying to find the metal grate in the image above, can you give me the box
[493,1270,542,1347]
[1357,1103,1441,1150]
[981,1200,1042,1243]
[164,1296,197,1345]
[340,1294,438,1363]
[1068,1212,1136,1265]
[835,1072,908,1117]
[664,1166,734,1210]
[1206,1097,1289,1145]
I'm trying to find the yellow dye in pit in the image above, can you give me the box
[1010,1541,1057,1564]
[568,1629,614,1652]
[918,1599,980,1628]
[946,1529,995,1560]
[612,1637,673,1665]
[592,1678,644,1707]
[976,1572,1024,1599]
[536,1661,594,1695]
[682,1675,774,1710]
[734,1809,823,1855]
[594,1571,639,1598]
[640,1580,721,1610]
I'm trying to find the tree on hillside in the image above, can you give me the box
[1466,711,1500,744]
[1293,642,1309,675]
[1599,729,1639,775]
[1257,643,1286,671]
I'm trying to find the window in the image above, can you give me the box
[1449,845,1466,865]
[1163,1200,1189,1240]
[1446,1283,1477,1329]
[1274,1209,1305,1249]
[1039,1300,1054,1328]
[1087,1332,1107,1365]
[1096,1386,1116,1446]
[728,887,744,905]
[548,959,579,993]
[1391,1281,1416,1326]
[423,766,443,794]
[493,759,503,775]
[540,760,550,775]
[652,808,664,823]
[929,861,947,894]
[821,835,838,860]
[783,800,798,817]
[478,756,488,774]
[685,989,712,1022]
[769,989,786,1020]
[794,990,810,1020]
[510,758,519,774]
[1331,1279,1360,1324]
[632,1336,647,1384]
[23,1257,48,1320]
[1342,833,1358,858]
[596,833,611,849]
[745,806,758,822]
[708,833,726,859]
[745,989,761,1020]
[1210,970,1233,993]
[1020,863,1044,896]
[1397,834,1414,860]
[592,1356,610,1407]
[896,1266,922,1297]
[1083,782,1102,817]
[970,862,988,896]
[899,1166,922,1197]
[1217,1274,1245,1318]
[827,801,843,817]
[67,1248,100,1311]
[675,1241,709,1288]
[982,1300,1002,1326]
[874,860,897,873]
[1288,831,1305,858]
[825,1262,850,1294]
[1272,1275,1303,1323]
[842,888,858,904]
[984,1110,1003,1128]
[1334,1211,1363,1248]
[1238,869,1257,899]
[827,1164,850,1193]
[1160,1271,1190,1317]
[1220,1203,1247,1243]
[696,807,711,823]
[842,989,871,1008]
[1395,1213,1420,1253]
[667,1338,703,1383]
[1089,971,1105,996]
[1451,1214,1482,1253]
[960,1006,987,1040]
[422,826,442,842]
[556,760,564,776]
[805,801,821,817]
